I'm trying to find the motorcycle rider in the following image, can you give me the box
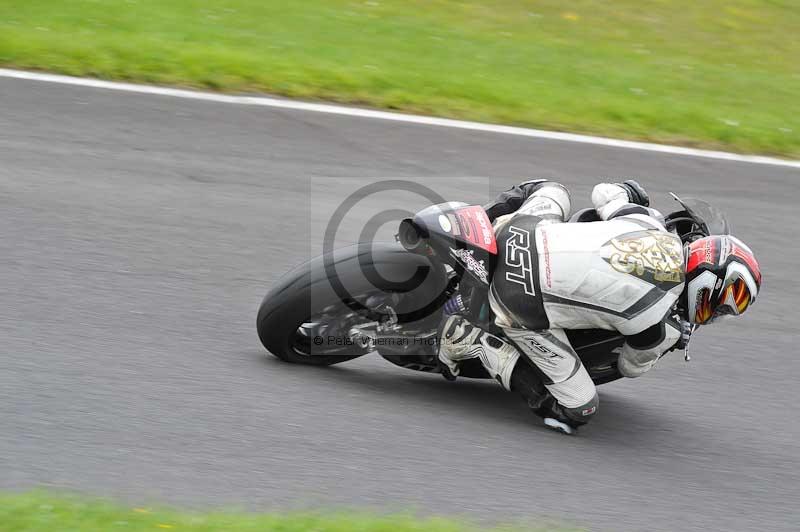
[438,180,762,434]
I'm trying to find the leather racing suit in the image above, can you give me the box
[438,180,686,432]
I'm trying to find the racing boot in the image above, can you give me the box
[508,358,585,435]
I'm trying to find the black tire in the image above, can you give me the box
[257,243,447,366]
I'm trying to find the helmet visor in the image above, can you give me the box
[721,278,751,314]
[710,278,751,322]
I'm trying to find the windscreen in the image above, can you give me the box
[671,194,731,236]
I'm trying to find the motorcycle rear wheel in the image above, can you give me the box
[257,243,447,366]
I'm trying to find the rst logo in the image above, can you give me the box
[505,226,535,296]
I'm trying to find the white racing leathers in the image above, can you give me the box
[487,182,685,426]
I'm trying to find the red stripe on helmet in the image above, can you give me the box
[731,243,762,286]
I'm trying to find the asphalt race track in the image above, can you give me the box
[2,76,799,532]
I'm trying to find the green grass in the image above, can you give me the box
[0,492,578,532]
[1,1,798,156]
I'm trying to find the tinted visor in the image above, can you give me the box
[711,278,751,322]
[724,278,751,314]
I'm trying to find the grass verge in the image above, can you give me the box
[0,492,579,532]
[1,1,798,157]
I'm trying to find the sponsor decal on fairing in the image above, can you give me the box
[453,206,497,254]
[450,248,490,284]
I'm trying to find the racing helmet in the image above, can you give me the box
[684,235,761,324]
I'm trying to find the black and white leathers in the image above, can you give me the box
[487,182,685,424]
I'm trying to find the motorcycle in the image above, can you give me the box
[257,193,729,385]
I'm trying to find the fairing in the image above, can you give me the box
[408,203,498,286]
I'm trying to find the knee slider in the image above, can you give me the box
[563,393,599,425]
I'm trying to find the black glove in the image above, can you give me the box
[616,180,650,207]
[665,318,693,354]
[675,319,693,351]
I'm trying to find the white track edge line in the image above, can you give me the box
[2,68,798,170]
